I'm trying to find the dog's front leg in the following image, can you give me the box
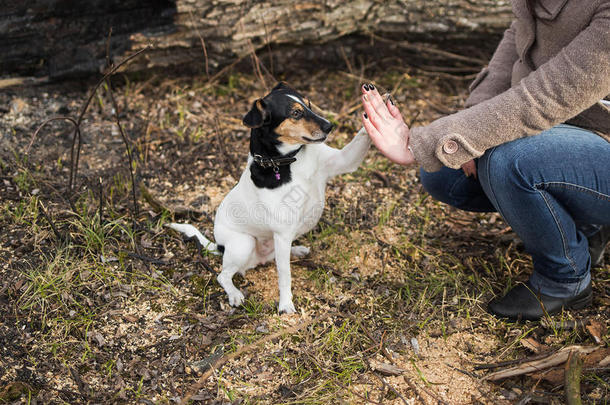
[273,233,296,314]
[327,127,371,177]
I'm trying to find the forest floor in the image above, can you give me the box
[0,53,609,404]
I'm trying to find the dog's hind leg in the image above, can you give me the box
[274,233,297,314]
[290,245,310,258]
[217,233,256,307]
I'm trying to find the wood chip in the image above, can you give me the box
[370,360,406,376]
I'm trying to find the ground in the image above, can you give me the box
[0,59,608,404]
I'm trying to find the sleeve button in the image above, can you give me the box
[442,140,459,154]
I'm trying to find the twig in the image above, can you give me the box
[484,345,599,381]
[370,372,409,405]
[98,177,103,231]
[402,375,425,404]
[126,252,170,266]
[189,10,210,79]
[69,367,90,400]
[69,44,151,193]
[368,32,487,65]
[179,313,331,404]
[474,351,552,370]
[139,183,210,221]
[407,110,421,128]
[262,16,275,77]
[564,351,582,405]
[37,200,65,243]
[27,44,151,196]
[104,30,140,221]
[416,69,479,81]
[26,117,79,155]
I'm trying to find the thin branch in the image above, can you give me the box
[370,372,409,405]
[37,200,66,243]
[189,10,210,79]
[368,32,487,65]
[104,29,140,222]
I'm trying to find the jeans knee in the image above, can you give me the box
[478,144,523,200]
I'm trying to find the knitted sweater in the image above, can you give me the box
[409,0,610,172]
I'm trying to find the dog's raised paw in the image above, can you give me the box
[278,300,296,314]
[227,290,245,307]
[290,245,310,258]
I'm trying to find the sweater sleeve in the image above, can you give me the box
[464,21,519,108]
[410,4,610,172]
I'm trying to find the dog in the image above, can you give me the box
[169,82,370,313]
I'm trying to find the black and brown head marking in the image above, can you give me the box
[242,82,333,144]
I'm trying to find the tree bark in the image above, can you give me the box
[0,0,513,80]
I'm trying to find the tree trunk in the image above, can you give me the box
[0,0,512,80]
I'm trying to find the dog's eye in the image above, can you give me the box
[291,109,303,119]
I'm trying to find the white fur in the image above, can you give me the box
[171,127,371,313]
[166,223,220,255]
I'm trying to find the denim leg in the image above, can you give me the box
[478,124,610,297]
[420,165,496,212]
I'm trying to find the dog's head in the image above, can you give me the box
[243,82,333,144]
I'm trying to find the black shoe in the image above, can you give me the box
[487,281,592,321]
[588,225,609,267]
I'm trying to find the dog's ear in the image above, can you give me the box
[243,99,269,128]
[272,82,289,91]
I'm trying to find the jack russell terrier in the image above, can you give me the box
[169,82,371,313]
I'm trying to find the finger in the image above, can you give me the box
[367,85,393,121]
[362,94,384,129]
[386,98,404,123]
[361,113,384,146]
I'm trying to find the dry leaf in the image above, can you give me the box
[520,337,546,354]
[585,320,605,344]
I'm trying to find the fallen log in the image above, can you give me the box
[1,0,513,80]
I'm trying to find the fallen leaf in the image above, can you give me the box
[520,337,546,354]
[585,320,605,344]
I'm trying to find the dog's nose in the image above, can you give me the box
[322,121,334,134]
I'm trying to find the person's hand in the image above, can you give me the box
[360,83,415,166]
[461,159,477,179]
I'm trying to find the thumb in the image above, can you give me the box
[387,99,404,123]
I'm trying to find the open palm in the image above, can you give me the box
[360,84,415,166]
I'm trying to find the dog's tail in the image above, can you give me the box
[167,223,222,255]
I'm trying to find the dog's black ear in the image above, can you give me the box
[272,82,289,91]
[243,99,269,128]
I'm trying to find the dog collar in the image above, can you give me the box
[252,146,303,180]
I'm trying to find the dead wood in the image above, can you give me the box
[483,346,599,382]
[2,0,512,80]
[564,351,583,405]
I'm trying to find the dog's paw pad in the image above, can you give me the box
[227,290,245,307]
[278,301,296,314]
[290,246,310,258]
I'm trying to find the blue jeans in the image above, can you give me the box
[420,125,610,297]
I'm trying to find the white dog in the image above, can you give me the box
[169,82,370,313]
